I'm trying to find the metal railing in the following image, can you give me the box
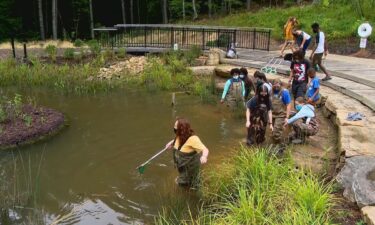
[94,24,272,51]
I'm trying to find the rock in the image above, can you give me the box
[194,57,207,66]
[339,126,375,157]
[190,66,216,76]
[362,206,375,225]
[336,156,375,208]
[214,65,235,78]
[96,56,147,80]
[206,49,220,66]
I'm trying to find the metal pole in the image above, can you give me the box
[23,43,27,59]
[11,37,16,58]
[202,28,205,50]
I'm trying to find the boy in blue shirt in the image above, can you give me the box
[271,79,292,143]
[284,97,319,144]
[221,68,245,108]
[307,68,320,105]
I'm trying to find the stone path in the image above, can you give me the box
[222,49,375,111]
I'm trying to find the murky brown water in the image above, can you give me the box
[0,89,245,225]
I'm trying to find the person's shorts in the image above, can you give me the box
[292,81,307,99]
[312,53,323,65]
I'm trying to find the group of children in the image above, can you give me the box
[281,19,331,81]
[221,48,321,145]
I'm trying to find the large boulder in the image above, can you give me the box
[336,156,375,208]
[206,48,225,66]
[214,65,235,78]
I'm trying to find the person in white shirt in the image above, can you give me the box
[310,23,331,81]
[292,30,312,55]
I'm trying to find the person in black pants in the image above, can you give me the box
[288,50,310,99]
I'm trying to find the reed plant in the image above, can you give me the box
[155,145,336,225]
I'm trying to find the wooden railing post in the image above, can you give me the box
[252,28,256,50]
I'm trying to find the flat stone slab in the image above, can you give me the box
[362,206,375,225]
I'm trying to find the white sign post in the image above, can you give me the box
[358,23,372,49]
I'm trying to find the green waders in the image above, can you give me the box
[247,103,268,145]
[226,81,244,109]
[272,92,287,143]
[173,148,201,187]
[290,117,319,143]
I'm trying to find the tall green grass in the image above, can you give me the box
[156,146,336,225]
[190,3,374,43]
[0,57,123,94]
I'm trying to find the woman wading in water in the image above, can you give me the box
[165,118,209,188]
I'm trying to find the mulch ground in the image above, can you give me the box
[0,105,65,149]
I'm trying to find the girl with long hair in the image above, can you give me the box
[165,118,209,187]
[245,85,273,145]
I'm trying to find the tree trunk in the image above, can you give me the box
[52,0,57,39]
[38,0,45,40]
[137,0,140,23]
[121,0,126,24]
[182,0,185,20]
[228,0,232,14]
[130,0,134,24]
[162,0,168,23]
[192,0,197,20]
[208,0,211,18]
[247,0,251,10]
[89,0,94,38]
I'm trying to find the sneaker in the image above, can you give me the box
[322,76,332,81]
[291,139,303,144]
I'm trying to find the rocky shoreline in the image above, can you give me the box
[0,105,65,150]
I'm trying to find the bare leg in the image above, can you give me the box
[280,41,288,57]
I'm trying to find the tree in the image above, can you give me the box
[247,0,251,10]
[52,0,58,39]
[121,0,126,24]
[38,0,45,40]
[89,0,94,38]
[162,0,168,23]
[130,0,134,23]
[192,0,197,19]
[208,0,212,18]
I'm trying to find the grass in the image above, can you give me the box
[155,145,337,225]
[189,2,375,43]
[0,149,46,224]
[0,56,123,95]
[0,47,218,103]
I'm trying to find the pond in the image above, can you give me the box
[0,89,245,225]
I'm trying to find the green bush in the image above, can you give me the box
[87,40,101,55]
[117,48,127,58]
[141,58,173,91]
[73,39,85,47]
[63,48,75,59]
[44,44,57,61]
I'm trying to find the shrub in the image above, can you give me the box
[117,48,126,58]
[44,45,57,62]
[73,39,84,47]
[63,48,75,59]
[87,40,101,56]
[141,58,173,91]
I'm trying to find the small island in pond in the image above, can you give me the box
[0,94,65,150]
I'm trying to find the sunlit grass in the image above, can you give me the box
[155,145,336,225]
